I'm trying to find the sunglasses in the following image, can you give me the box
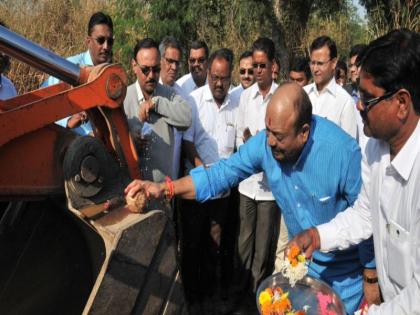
[189,57,207,65]
[252,63,267,69]
[135,61,161,76]
[92,36,114,46]
[360,89,399,113]
[239,68,254,75]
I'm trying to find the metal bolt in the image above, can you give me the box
[74,174,81,182]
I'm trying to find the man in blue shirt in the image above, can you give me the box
[42,11,114,136]
[125,83,376,314]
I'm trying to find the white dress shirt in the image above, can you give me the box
[235,82,278,200]
[183,84,238,166]
[176,73,208,97]
[304,78,357,138]
[229,84,244,105]
[317,119,420,314]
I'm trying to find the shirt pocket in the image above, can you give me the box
[310,194,336,224]
[386,220,411,288]
[224,123,236,152]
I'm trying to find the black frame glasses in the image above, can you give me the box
[92,36,114,46]
[239,68,254,75]
[164,57,181,67]
[360,89,399,113]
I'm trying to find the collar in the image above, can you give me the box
[135,81,156,102]
[309,77,337,97]
[203,84,231,109]
[251,81,277,100]
[85,50,94,66]
[390,119,420,181]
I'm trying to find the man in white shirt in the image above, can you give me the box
[230,50,255,104]
[304,36,358,139]
[158,36,187,179]
[176,40,209,96]
[233,38,282,311]
[289,29,420,314]
[180,48,238,312]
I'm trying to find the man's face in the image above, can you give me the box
[252,50,273,89]
[310,45,336,89]
[348,55,359,84]
[336,68,346,86]
[188,48,208,86]
[160,47,181,86]
[208,58,231,105]
[132,47,160,96]
[358,70,400,140]
[239,56,254,89]
[86,24,113,65]
[265,102,309,163]
[289,71,309,87]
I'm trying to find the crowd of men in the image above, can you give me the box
[2,10,420,315]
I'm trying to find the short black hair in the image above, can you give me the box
[133,38,160,60]
[208,48,234,72]
[360,29,420,115]
[335,59,347,79]
[310,36,337,59]
[252,37,275,61]
[88,12,113,36]
[290,56,311,80]
[190,40,209,59]
[159,36,182,57]
[239,50,252,62]
[349,44,367,59]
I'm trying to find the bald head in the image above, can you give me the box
[267,82,312,132]
[265,82,312,162]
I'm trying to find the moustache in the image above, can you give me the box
[146,79,156,84]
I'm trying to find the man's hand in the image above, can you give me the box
[67,111,88,129]
[363,269,381,306]
[125,179,165,200]
[286,227,321,259]
[139,99,155,122]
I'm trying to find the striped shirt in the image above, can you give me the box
[190,115,374,314]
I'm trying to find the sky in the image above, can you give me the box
[352,0,367,20]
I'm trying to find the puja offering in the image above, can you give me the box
[256,273,346,315]
[278,245,308,287]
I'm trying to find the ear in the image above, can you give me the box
[85,36,91,47]
[131,59,138,72]
[299,123,310,142]
[396,89,412,120]
[331,57,338,70]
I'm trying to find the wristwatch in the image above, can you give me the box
[363,274,378,283]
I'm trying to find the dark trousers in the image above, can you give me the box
[235,194,280,294]
[178,197,231,304]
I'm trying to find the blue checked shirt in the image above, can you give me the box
[190,115,374,314]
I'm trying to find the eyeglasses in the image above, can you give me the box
[239,68,254,75]
[164,57,181,67]
[135,61,161,76]
[189,57,207,65]
[309,59,332,67]
[210,75,231,84]
[360,89,399,113]
[91,36,114,46]
[252,63,267,70]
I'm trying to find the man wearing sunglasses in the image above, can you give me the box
[44,11,114,136]
[304,36,358,139]
[176,40,209,97]
[289,29,420,315]
[232,37,283,312]
[230,50,255,104]
[123,38,191,210]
